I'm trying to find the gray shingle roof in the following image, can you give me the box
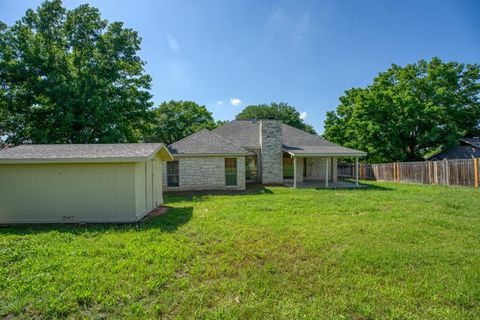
[0,143,167,163]
[212,120,260,148]
[282,145,366,156]
[168,129,252,156]
[212,120,366,156]
[281,124,366,156]
[461,138,480,149]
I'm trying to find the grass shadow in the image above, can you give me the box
[0,206,193,236]
[313,181,393,191]
[165,184,273,203]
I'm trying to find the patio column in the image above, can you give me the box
[355,157,359,186]
[293,157,297,188]
[325,157,329,188]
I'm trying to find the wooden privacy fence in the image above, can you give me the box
[338,159,480,188]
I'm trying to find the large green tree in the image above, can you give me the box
[0,0,152,144]
[324,58,480,162]
[236,102,316,134]
[146,100,220,145]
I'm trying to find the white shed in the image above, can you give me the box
[0,143,173,224]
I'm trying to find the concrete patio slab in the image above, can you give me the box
[283,180,368,189]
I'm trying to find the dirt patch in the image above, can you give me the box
[148,206,169,217]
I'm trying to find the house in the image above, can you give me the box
[428,138,480,160]
[0,143,173,224]
[163,120,366,191]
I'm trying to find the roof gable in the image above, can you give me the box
[168,129,251,156]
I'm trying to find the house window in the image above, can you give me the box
[303,157,307,177]
[167,161,179,187]
[245,155,258,181]
[225,158,237,186]
[283,153,294,178]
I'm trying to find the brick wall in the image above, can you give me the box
[259,120,283,184]
[163,156,246,191]
[304,157,336,181]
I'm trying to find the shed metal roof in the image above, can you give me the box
[0,143,173,163]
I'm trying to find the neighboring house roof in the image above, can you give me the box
[0,143,173,164]
[168,129,252,156]
[427,137,480,160]
[460,138,480,149]
[212,120,366,157]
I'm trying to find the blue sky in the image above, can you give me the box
[1,0,479,133]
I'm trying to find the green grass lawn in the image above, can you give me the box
[1,182,479,319]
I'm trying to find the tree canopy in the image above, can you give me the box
[324,58,480,162]
[0,0,152,144]
[146,100,221,145]
[236,102,316,134]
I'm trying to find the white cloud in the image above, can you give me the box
[167,34,180,54]
[217,100,224,105]
[299,111,308,120]
[230,98,242,106]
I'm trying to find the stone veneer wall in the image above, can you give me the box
[163,156,246,191]
[259,120,283,184]
[304,157,337,182]
[331,158,338,182]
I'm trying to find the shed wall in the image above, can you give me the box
[0,163,136,223]
[134,155,164,220]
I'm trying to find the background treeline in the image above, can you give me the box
[1,0,479,162]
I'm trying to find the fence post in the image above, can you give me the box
[474,158,479,189]
[396,162,401,183]
[444,159,450,186]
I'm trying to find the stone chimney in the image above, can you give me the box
[259,120,283,184]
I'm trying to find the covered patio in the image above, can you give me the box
[282,145,367,189]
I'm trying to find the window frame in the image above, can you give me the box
[225,158,238,186]
[283,154,294,179]
[166,160,179,187]
[245,154,258,182]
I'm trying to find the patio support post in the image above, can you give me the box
[293,157,297,188]
[325,157,329,188]
[355,157,359,186]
